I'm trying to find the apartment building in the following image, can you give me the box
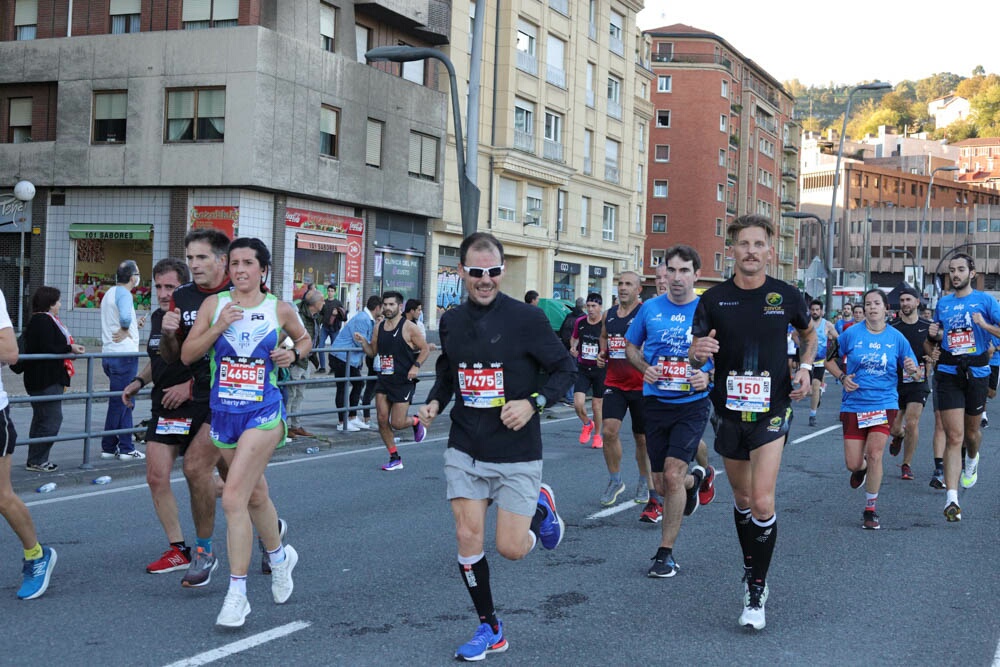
[955,137,1000,190]
[0,0,449,337]
[426,0,651,327]
[643,23,799,287]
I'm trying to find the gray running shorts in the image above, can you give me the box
[444,447,542,517]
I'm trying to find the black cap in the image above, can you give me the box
[898,284,921,300]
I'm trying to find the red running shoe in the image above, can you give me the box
[639,498,663,523]
[699,465,717,506]
[147,544,191,574]
[579,420,594,444]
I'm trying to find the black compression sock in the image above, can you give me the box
[733,505,753,569]
[747,514,777,586]
[459,555,498,631]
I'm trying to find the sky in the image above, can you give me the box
[637,1,1000,88]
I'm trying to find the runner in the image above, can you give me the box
[835,303,853,334]
[887,285,932,480]
[806,299,838,427]
[689,214,815,631]
[355,291,430,470]
[825,288,918,530]
[180,237,306,628]
[982,335,999,429]
[571,293,606,449]
[417,232,573,661]
[625,245,711,578]
[927,254,1000,521]
[596,272,653,510]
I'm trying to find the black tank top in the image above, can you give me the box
[377,318,417,383]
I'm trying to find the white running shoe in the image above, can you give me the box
[961,454,980,489]
[350,418,371,430]
[271,544,298,604]
[216,591,251,627]
[739,582,768,630]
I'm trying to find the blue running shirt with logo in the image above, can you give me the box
[209,292,283,412]
[934,290,1000,378]
[836,323,917,412]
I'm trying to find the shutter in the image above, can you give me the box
[167,91,195,119]
[95,93,127,119]
[9,98,32,126]
[408,133,421,173]
[320,107,338,135]
[110,0,141,14]
[212,0,239,21]
[420,135,437,177]
[182,0,211,22]
[320,4,335,38]
[14,0,37,25]
[197,89,226,118]
[498,178,516,209]
[365,119,382,167]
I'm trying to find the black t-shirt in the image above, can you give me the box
[890,316,932,387]
[169,280,232,401]
[147,308,197,405]
[573,316,603,366]
[692,276,809,420]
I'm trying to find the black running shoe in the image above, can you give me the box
[684,466,705,516]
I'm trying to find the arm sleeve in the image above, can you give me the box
[115,287,134,328]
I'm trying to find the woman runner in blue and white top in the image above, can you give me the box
[824,288,917,531]
[181,237,312,629]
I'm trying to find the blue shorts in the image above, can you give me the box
[643,396,710,472]
[210,403,287,449]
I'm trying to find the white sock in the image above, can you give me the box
[229,575,247,595]
[946,489,959,505]
[527,530,537,553]
[267,544,286,566]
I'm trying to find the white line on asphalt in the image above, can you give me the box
[791,424,841,443]
[24,416,580,507]
[161,620,311,667]
[993,633,1000,667]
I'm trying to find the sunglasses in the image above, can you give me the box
[465,265,504,278]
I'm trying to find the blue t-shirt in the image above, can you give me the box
[625,295,711,403]
[991,335,1000,367]
[934,290,1000,378]
[837,323,917,412]
[813,318,830,362]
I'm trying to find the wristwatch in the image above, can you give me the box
[292,348,301,363]
[531,392,547,413]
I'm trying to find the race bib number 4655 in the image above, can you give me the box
[219,356,266,402]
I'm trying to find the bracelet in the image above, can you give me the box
[413,361,421,368]
[131,376,146,388]
[799,363,814,371]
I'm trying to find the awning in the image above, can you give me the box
[68,223,153,241]
[296,232,340,253]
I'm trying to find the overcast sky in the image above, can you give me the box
[637,2,999,88]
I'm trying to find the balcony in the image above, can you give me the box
[781,199,796,210]
[726,203,737,215]
[543,139,564,162]
[514,130,535,153]
[781,169,797,180]
[607,98,622,120]
[546,65,566,88]
[756,116,777,135]
[604,160,619,183]
[729,134,739,148]
[779,252,794,264]
[516,50,537,76]
[651,52,732,72]
[549,0,568,15]
[780,221,795,236]
[783,141,799,154]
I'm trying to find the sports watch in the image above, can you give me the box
[531,392,547,413]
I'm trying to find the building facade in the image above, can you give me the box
[955,137,1000,191]
[0,0,449,337]
[643,23,799,288]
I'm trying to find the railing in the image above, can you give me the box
[604,160,619,183]
[782,169,797,180]
[543,139,564,162]
[549,0,568,14]
[756,116,777,134]
[514,129,535,153]
[651,52,731,71]
[607,98,622,120]
[546,65,566,88]
[516,50,537,76]
[609,35,624,56]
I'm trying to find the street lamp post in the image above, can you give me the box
[782,210,827,278]
[827,81,892,314]
[0,180,36,332]
[366,46,481,239]
[918,164,960,294]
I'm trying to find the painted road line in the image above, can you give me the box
[791,424,841,443]
[162,620,311,667]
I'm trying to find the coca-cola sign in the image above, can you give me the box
[285,207,364,236]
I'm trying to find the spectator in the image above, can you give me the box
[331,295,382,432]
[286,290,325,438]
[100,259,145,460]
[22,287,85,472]
[524,290,539,306]
[317,286,346,373]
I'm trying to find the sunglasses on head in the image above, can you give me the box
[465,265,504,278]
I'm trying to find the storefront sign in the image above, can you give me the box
[0,199,30,233]
[190,205,239,239]
[285,208,364,236]
[589,266,607,278]
[379,252,422,299]
[68,223,153,240]
[554,261,581,275]
[295,232,362,285]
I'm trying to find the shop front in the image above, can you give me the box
[587,265,607,299]
[373,212,428,305]
[285,207,364,310]
[375,250,422,300]
[553,260,580,302]
[68,223,153,313]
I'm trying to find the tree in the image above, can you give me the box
[937,118,976,142]
[914,73,964,102]
[800,116,823,132]
[973,65,985,77]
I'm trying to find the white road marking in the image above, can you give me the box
[161,620,311,667]
[791,424,841,443]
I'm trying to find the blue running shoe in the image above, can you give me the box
[412,417,426,443]
[537,483,564,550]
[17,546,57,600]
[455,621,508,661]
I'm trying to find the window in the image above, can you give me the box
[14,0,37,40]
[401,55,424,84]
[637,124,645,151]
[408,132,438,180]
[365,118,383,167]
[655,145,670,162]
[525,185,543,226]
[656,110,671,128]
[653,180,668,198]
[320,106,339,157]
[719,148,726,166]
[587,0,597,39]
[716,184,724,201]
[604,138,620,183]
[543,110,563,161]
[585,62,596,108]
[110,0,141,33]
[607,76,622,119]
[715,218,723,236]
[165,88,225,142]
[758,138,775,157]
[650,249,665,266]
[583,130,593,175]
[721,79,729,98]
[636,165,643,193]
[652,215,666,233]
[93,91,127,143]
[498,178,517,222]
[516,20,538,75]
[355,24,371,63]
[546,35,566,87]
[320,2,336,52]
[655,41,673,60]
[714,253,722,271]
[602,204,617,241]
[514,98,534,152]
[581,196,590,235]
[7,98,32,143]
[635,204,642,234]
[657,75,672,93]
[608,10,624,55]
[557,190,566,232]
[720,114,727,132]
[182,0,239,29]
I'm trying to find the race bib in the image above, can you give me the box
[607,335,627,359]
[857,409,888,428]
[458,364,506,408]
[725,373,771,413]
[581,342,599,361]
[218,356,266,402]
[947,327,976,355]
[155,417,192,436]
[656,356,692,392]
[380,354,395,375]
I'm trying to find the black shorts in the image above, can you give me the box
[897,382,930,409]
[574,365,606,396]
[934,371,989,416]
[990,365,999,392]
[714,406,793,461]
[811,367,825,383]
[601,386,645,433]
[145,402,211,454]
[643,396,710,472]
[375,379,417,405]
[0,406,17,457]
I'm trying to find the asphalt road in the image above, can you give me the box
[5,389,1000,666]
